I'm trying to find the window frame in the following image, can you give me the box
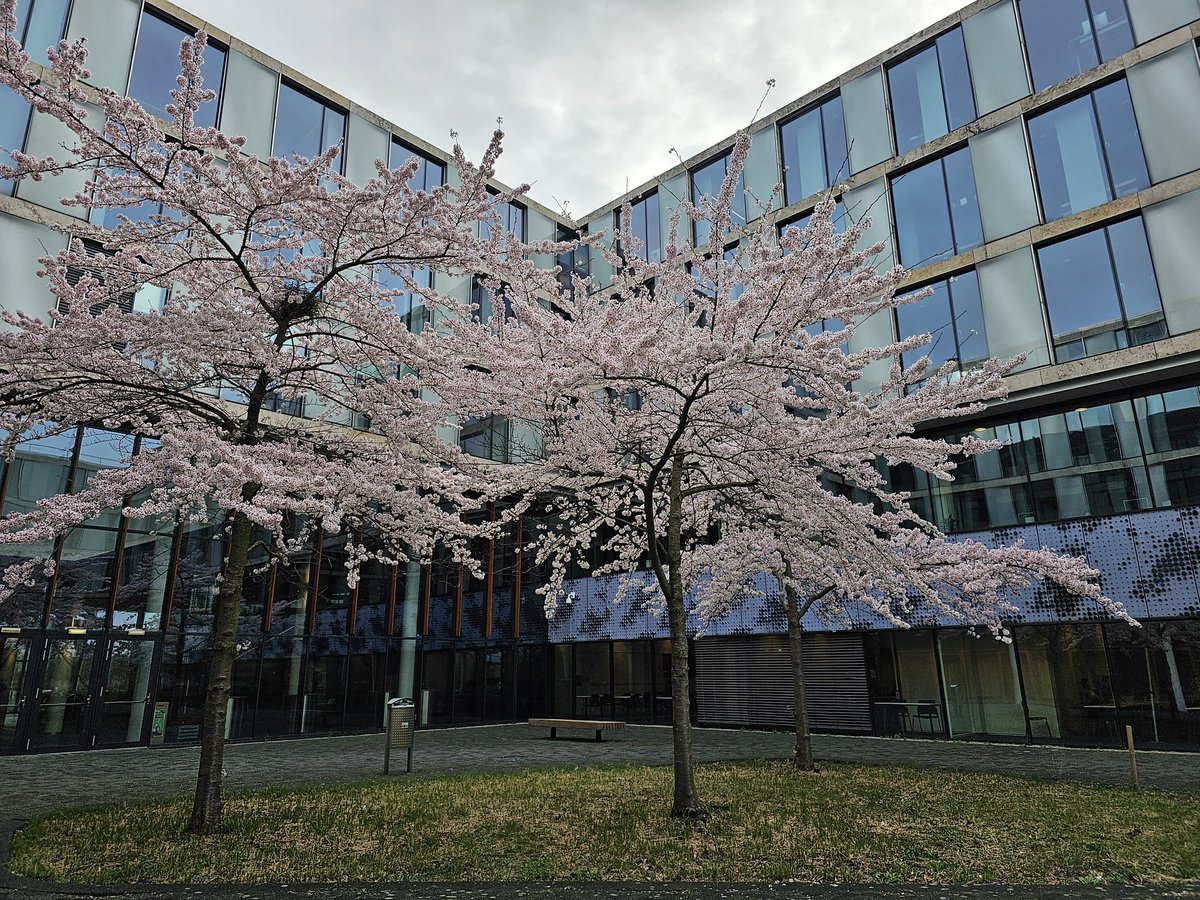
[1033,214,1168,364]
[271,77,348,174]
[1026,76,1150,223]
[689,151,747,248]
[888,144,984,269]
[777,92,849,206]
[884,26,978,157]
[127,5,229,130]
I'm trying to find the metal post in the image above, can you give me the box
[1125,725,1139,789]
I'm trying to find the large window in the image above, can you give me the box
[691,152,746,247]
[779,94,848,205]
[893,381,1200,532]
[389,139,444,193]
[890,147,983,268]
[1036,217,1166,362]
[895,270,987,375]
[0,83,31,196]
[479,192,525,247]
[1018,0,1134,92]
[128,8,227,129]
[273,80,347,173]
[887,28,975,156]
[12,0,70,68]
[615,191,660,263]
[1029,79,1149,222]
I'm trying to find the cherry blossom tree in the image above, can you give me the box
[459,131,1131,819]
[0,3,560,832]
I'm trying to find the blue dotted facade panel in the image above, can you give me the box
[545,505,1200,642]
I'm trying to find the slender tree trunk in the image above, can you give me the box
[784,579,815,771]
[666,457,705,819]
[187,507,253,834]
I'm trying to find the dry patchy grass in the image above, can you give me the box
[10,760,1200,885]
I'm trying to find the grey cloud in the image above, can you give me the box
[175,0,964,216]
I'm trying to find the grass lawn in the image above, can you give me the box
[10,760,1200,885]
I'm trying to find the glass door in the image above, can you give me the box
[0,636,34,754]
[93,637,159,748]
[27,636,99,752]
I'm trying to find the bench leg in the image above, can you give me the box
[550,727,557,740]
[595,729,603,742]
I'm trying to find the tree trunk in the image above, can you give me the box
[784,579,816,771]
[187,507,253,834]
[666,457,705,819]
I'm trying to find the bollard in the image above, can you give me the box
[1125,724,1139,789]
[384,697,416,775]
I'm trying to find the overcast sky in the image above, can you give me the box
[174,0,965,218]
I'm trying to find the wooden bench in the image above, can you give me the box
[528,717,626,742]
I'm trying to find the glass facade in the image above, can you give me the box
[0,82,31,196]
[691,152,747,247]
[389,138,444,193]
[12,0,70,68]
[779,95,848,205]
[1018,0,1134,92]
[615,191,661,263]
[887,28,975,155]
[895,269,988,375]
[891,147,983,267]
[1036,216,1166,361]
[895,383,1200,533]
[1029,79,1149,221]
[127,8,226,129]
[273,80,347,173]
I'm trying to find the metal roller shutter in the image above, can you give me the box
[694,633,872,732]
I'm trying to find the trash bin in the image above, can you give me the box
[384,697,415,775]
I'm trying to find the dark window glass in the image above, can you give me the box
[780,95,848,205]
[616,191,660,263]
[779,201,848,255]
[479,194,525,249]
[1037,217,1165,361]
[891,147,982,268]
[388,139,444,192]
[896,270,988,375]
[1018,0,1133,92]
[128,9,226,130]
[273,81,346,173]
[887,28,976,156]
[691,153,746,247]
[0,82,32,195]
[13,0,70,68]
[1029,79,1148,221]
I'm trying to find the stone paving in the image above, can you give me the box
[1,725,1198,900]
[1,725,1197,817]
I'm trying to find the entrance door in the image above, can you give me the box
[0,636,35,754]
[93,637,159,748]
[27,636,99,752]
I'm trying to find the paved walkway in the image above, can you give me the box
[1,725,1198,899]
[1,725,1196,817]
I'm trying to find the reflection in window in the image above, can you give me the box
[896,270,987,377]
[1029,79,1148,221]
[389,139,444,193]
[779,94,848,205]
[887,28,975,156]
[460,414,509,462]
[1037,217,1166,362]
[0,82,31,197]
[376,265,431,332]
[779,201,848,250]
[691,153,747,247]
[273,80,346,173]
[479,193,525,249]
[12,0,70,68]
[616,191,660,263]
[1138,387,1200,507]
[1018,0,1133,92]
[891,147,983,268]
[128,8,226,129]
